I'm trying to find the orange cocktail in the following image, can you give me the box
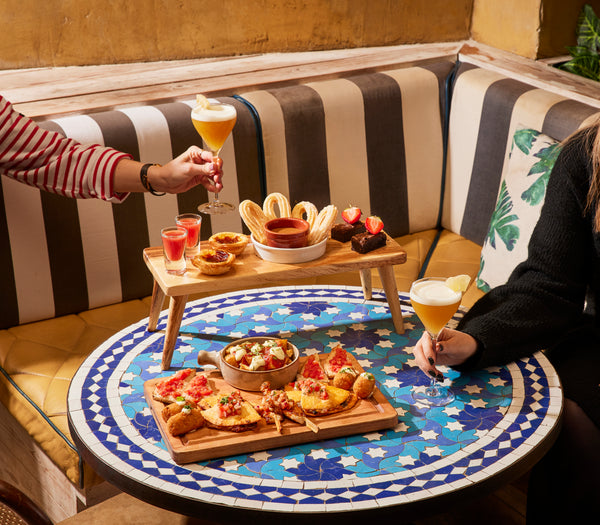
[191,96,237,214]
[410,280,462,336]
[410,276,463,407]
[191,105,237,153]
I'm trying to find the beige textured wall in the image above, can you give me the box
[2,0,596,69]
[0,0,473,69]
[471,0,600,59]
[471,0,542,58]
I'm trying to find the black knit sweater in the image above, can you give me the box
[458,127,600,426]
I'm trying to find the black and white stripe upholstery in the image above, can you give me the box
[0,97,261,328]
[443,63,600,245]
[240,61,455,239]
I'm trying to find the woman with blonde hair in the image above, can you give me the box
[414,121,600,523]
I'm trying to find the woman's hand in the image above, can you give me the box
[413,328,479,379]
[151,146,223,194]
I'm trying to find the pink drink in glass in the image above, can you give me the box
[161,227,188,275]
[176,213,202,257]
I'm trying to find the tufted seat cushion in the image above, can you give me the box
[0,298,154,486]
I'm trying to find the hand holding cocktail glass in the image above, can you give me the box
[191,95,237,214]
[410,275,471,406]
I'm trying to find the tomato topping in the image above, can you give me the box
[328,347,352,374]
[216,234,241,244]
[155,368,194,397]
[297,379,329,400]
[226,339,291,371]
[202,249,230,263]
[185,374,213,402]
[301,355,326,379]
[218,391,244,418]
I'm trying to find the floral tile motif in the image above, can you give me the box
[69,286,561,514]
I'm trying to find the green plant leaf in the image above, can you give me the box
[486,180,520,251]
[522,142,561,206]
[565,45,590,56]
[521,175,548,206]
[556,5,600,81]
[476,277,491,293]
[476,256,491,292]
[559,54,600,81]
[512,128,538,155]
[577,4,600,54]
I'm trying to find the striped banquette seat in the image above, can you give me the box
[240,60,600,307]
[1,52,599,520]
[435,62,600,307]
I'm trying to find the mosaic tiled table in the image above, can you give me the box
[68,285,562,523]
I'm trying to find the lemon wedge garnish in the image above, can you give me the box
[195,94,210,110]
[445,274,471,292]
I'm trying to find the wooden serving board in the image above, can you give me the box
[144,354,397,464]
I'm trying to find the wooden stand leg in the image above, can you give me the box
[161,294,188,370]
[148,281,166,332]
[359,269,372,300]
[377,265,405,334]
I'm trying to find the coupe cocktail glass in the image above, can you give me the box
[191,98,237,214]
[410,277,462,407]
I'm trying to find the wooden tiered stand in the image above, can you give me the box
[143,234,407,369]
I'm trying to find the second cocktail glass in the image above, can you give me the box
[191,97,237,215]
[410,277,462,407]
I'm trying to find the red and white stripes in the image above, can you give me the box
[0,95,131,202]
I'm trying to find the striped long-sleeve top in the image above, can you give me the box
[0,95,132,202]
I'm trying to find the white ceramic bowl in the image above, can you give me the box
[251,235,327,263]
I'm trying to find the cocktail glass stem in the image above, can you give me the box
[197,153,234,215]
[414,332,455,406]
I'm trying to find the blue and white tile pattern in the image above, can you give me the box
[68,286,562,513]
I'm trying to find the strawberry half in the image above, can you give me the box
[365,216,384,234]
[341,206,361,224]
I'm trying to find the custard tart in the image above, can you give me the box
[208,232,249,255]
[192,248,235,275]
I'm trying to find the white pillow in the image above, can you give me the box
[477,128,562,292]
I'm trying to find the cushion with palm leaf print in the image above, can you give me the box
[477,128,562,292]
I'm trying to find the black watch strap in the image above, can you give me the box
[140,163,166,196]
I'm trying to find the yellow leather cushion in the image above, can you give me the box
[421,230,485,309]
[314,229,484,309]
[0,299,153,486]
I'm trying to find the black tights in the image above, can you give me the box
[526,398,600,523]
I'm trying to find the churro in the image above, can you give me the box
[239,200,268,244]
[308,204,337,245]
[292,201,318,230]
[263,192,291,220]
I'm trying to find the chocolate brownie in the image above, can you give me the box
[351,231,386,254]
[331,221,366,242]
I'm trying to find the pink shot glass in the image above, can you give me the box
[161,227,188,275]
[175,213,202,258]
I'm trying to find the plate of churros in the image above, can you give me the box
[239,192,337,264]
